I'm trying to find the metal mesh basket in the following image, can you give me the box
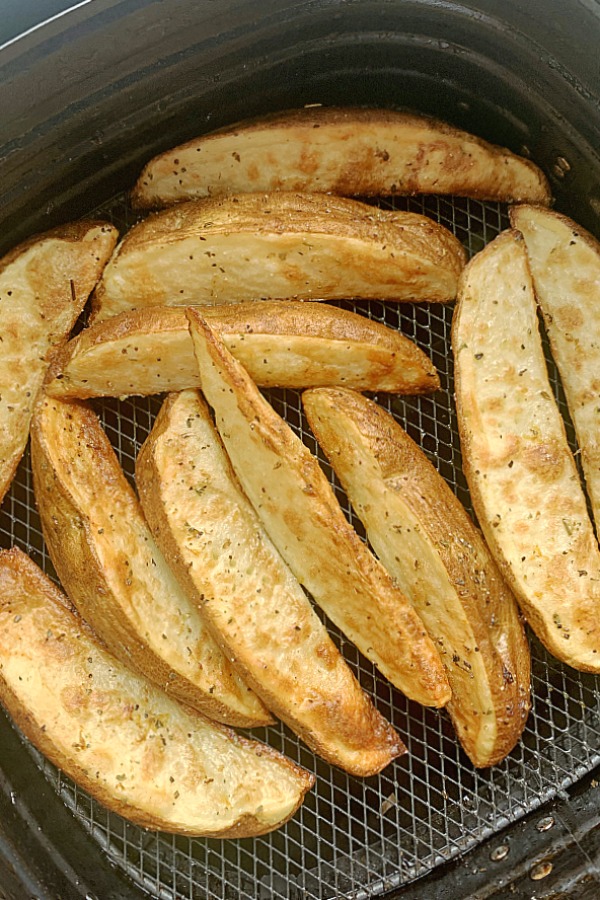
[1,192,599,900]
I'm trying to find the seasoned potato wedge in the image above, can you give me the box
[92,192,466,321]
[511,205,600,532]
[45,301,439,399]
[453,230,600,672]
[187,309,451,708]
[0,220,117,506]
[136,390,405,776]
[131,107,550,208]
[0,548,313,836]
[303,387,531,767]
[31,394,270,728]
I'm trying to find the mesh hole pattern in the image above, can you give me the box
[3,192,600,900]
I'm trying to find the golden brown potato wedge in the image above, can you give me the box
[453,230,600,672]
[136,389,405,776]
[92,192,466,321]
[0,220,117,506]
[131,107,551,208]
[0,548,313,836]
[45,301,440,399]
[510,205,600,533]
[303,387,531,767]
[187,308,451,708]
[30,394,270,728]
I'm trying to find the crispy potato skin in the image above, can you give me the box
[303,387,531,767]
[511,205,600,534]
[453,230,600,672]
[0,548,313,836]
[186,308,451,708]
[136,389,405,776]
[30,394,270,727]
[92,192,466,321]
[0,220,117,506]
[45,302,439,399]
[131,107,550,208]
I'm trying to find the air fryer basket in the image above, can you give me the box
[1,2,600,898]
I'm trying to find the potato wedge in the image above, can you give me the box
[303,387,531,767]
[0,220,117,506]
[0,548,313,836]
[92,192,466,321]
[136,389,405,776]
[510,205,600,533]
[453,230,600,672]
[131,107,550,208]
[31,394,270,728]
[187,308,451,708]
[45,302,439,399]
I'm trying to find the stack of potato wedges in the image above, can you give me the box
[3,104,598,839]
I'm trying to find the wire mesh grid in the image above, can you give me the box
[1,192,600,900]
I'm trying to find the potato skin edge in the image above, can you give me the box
[0,548,314,837]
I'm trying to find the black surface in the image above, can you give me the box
[0,705,148,900]
[0,690,599,900]
[1,1,600,898]
[394,768,600,898]
[1,0,600,253]
[0,0,81,48]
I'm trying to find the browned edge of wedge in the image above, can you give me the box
[0,547,313,837]
[0,220,118,506]
[30,393,271,728]
[92,192,467,320]
[0,219,118,274]
[303,386,531,767]
[452,229,600,673]
[44,302,440,399]
[510,203,600,533]
[185,307,451,708]
[131,106,551,208]
[136,389,406,777]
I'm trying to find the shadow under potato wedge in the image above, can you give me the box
[30,393,270,728]
[186,308,451,709]
[136,389,405,777]
[0,220,117,507]
[0,548,313,837]
[453,230,600,673]
[44,301,440,400]
[92,192,466,322]
[131,106,551,209]
[303,387,531,767]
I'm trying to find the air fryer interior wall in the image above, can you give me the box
[2,0,600,250]
[1,2,600,899]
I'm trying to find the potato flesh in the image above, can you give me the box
[31,396,269,727]
[187,309,451,708]
[303,387,530,767]
[0,222,117,505]
[93,193,466,321]
[511,205,600,534]
[136,390,405,776]
[131,107,550,208]
[453,230,600,671]
[0,549,312,836]
[45,302,439,399]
